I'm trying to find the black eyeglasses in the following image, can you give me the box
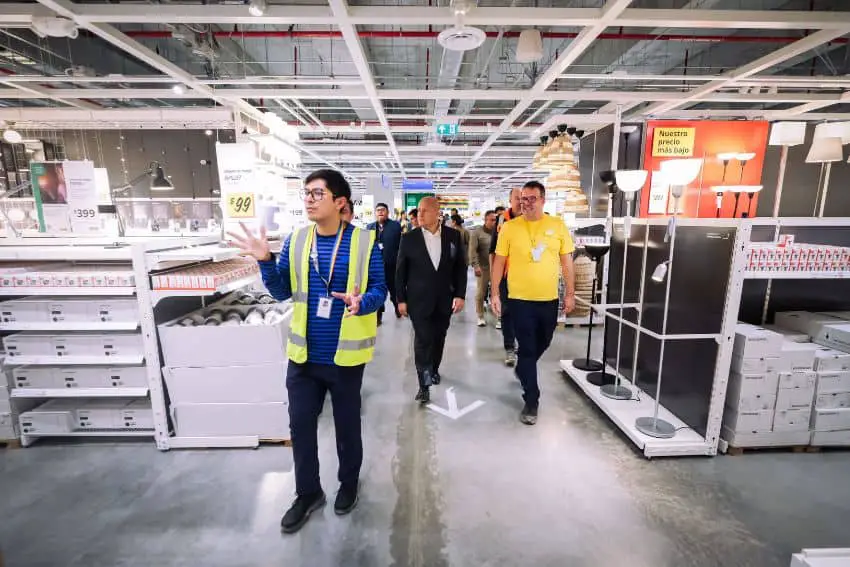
[520,196,539,204]
[301,188,327,201]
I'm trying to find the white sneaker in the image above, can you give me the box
[495,320,502,330]
[477,318,486,327]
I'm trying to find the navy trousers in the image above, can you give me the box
[499,279,517,351]
[509,299,559,409]
[286,361,365,496]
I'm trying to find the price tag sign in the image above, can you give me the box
[227,192,255,218]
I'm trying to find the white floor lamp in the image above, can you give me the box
[600,169,647,400]
[768,122,806,218]
[635,158,703,439]
[807,123,847,217]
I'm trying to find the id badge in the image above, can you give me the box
[531,243,545,262]
[317,296,333,319]
[378,243,384,250]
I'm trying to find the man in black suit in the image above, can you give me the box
[367,202,402,324]
[397,196,467,404]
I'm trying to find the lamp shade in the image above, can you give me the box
[660,158,703,186]
[806,137,843,163]
[736,152,756,162]
[614,169,648,193]
[515,29,543,63]
[814,122,850,144]
[769,121,806,146]
[150,166,174,191]
[717,152,738,162]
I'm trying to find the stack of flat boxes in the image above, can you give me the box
[775,311,850,446]
[0,363,16,440]
[18,399,153,435]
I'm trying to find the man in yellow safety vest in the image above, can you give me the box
[229,169,387,534]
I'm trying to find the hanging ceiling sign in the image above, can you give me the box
[431,160,449,169]
[436,123,459,136]
[402,179,434,191]
[651,127,696,157]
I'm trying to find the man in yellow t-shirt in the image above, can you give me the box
[491,180,576,425]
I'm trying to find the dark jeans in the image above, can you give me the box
[509,299,558,409]
[286,361,365,496]
[378,261,398,320]
[499,279,516,352]
[410,308,451,387]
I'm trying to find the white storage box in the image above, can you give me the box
[159,305,290,367]
[13,367,60,389]
[0,412,17,439]
[19,400,77,434]
[120,399,154,429]
[172,402,289,438]
[54,366,147,389]
[164,363,287,404]
[723,409,773,434]
[733,324,783,358]
[815,391,850,410]
[4,333,53,357]
[812,323,850,353]
[103,366,147,388]
[0,299,49,323]
[816,371,850,394]
[764,324,810,344]
[76,399,130,429]
[731,355,783,375]
[51,334,98,358]
[780,340,819,372]
[46,298,90,323]
[775,311,844,336]
[812,408,850,431]
[722,427,810,449]
[778,371,816,390]
[99,333,144,358]
[814,348,850,372]
[91,299,138,323]
[728,371,779,398]
[773,408,812,432]
[776,387,815,411]
[810,429,850,446]
[726,376,776,412]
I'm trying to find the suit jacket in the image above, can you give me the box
[367,219,402,266]
[396,226,468,318]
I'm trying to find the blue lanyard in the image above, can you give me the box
[310,223,345,296]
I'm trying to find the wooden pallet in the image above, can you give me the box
[259,438,292,447]
[805,445,850,453]
[727,444,809,456]
[1,438,21,449]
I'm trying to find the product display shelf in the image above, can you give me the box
[147,242,241,271]
[150,274,259,306]
[0,287,136,296]
[11,387,148,399]
[744,270,850,280]
[0,321,139,332]
[6,355,145,366]
[23,430,154,439]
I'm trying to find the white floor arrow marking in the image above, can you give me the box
[426,387,485,420]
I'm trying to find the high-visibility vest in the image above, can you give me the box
[286,225,378,366]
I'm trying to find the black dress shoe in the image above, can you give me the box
[432,372,441,385]
[334,482,359,515]
[280,491,326,534]
[414,387,430,404]
[422,369,434,387]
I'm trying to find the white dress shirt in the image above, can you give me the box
[422,225,442,270]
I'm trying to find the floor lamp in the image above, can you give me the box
[743,185,763,218]
[635,158,702,439]
[807,125,845,217]
[600,169,647,400]
[573,241,610,372]
[712,186,727,218]
[768,122,806,218]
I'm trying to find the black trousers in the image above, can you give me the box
[286,361,365,496]
[410,308,451,387]
[499,279,517,351]
[509,299,558,409]
[378,261,398,319]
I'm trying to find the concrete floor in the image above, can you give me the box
[2,301,850,567]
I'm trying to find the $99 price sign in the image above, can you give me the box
[227,192,255,218]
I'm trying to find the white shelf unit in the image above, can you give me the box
[0,287,135,296]
[0,321,139,332]
[744,270,850,280]
[22,430,154,439]
[11,387,149,398]
[5,355,145,366]
[150,274,259,306]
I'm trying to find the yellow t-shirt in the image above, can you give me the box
[495,215,575,301]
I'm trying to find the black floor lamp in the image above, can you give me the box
[572,241,610,372]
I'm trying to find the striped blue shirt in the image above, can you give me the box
[259,223,387,365]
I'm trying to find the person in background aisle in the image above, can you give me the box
[450,214,470,260]
[469,210,496,327]
[494,205,505,217]
[340,200,354,224]
[409,208,419,230]
[399,210,410,233]
[491,181,575,426]
[489,188,523,366]
[396,196,467,404]
[228,169,387,534]
[367,202,402,325]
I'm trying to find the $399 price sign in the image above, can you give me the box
[227,192,255,218]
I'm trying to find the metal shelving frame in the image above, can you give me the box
[562,217,850,457]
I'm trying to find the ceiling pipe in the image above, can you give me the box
[121,29,850,45]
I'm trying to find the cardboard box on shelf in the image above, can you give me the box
[812,323,850,353]
[722,427,810,449]
[733,324,783,358]
[779,340,819,372]
[777,371,817,390]
[164,363,287,404]
[816,371,850,394]
[99,333,144,358]
[774,311,844,337]
[171,402,289,438]
[723,409,774,434]
[811,408,850,431]
[13,367,60,389]
[775,386,815,411]
[773,408,812,432]
[119,399,153,429]
[3,333,54,358]
[764,325,810,344]
[0,299,49,324]
[76,399,131,429]
[728,371,780,399]
[815,391,850,410]
[730,355,782,375]
[159,305,290,367]
[814,348,850,372]
[810,429,850,446]
[19,399,77,434]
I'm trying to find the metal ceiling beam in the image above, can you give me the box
[7,4,850,30]
[445,0,632,189]
[634,28,850,118]
[328,0,405,177]
[0,81,99,110]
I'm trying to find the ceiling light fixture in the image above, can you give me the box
[516,29,543,63]
[2,122,22,144]
[150,165,174,191]
[248,0,267,17]
[172,84,186,95]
